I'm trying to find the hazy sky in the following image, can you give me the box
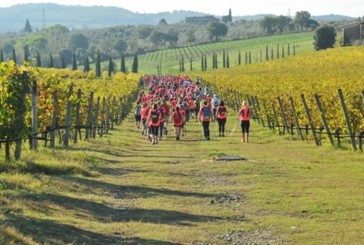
[1,0,363,17]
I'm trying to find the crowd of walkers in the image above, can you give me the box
[134,75,252,144]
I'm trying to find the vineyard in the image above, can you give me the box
[192,46,364,150]
[125,32,314,74]
[0,62,140,160]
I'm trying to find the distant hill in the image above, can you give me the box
[0,3,208,33]
[312,14,355,21]
[0,3,356,33]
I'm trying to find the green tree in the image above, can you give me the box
[186,29,196,45]
[22,18,33,33]
[132,54,138,73]
[36,52,41,67]
[12,49,17,64]
[49,54,54,68]
[96,51,101,77]
[108,57,114,77]
[120,53,126,73]
[314,25,336,50]
[60,56,66,68]
[23,45,30,63]
[84,56,90,73]
[260,16,277,34]
[208,21,228,41]
[58,48,73,67]
[69,34,89,52]
[276,15,291,33]
[226,53,230,68]
[1,50,4,62]
[159,19,168,25]
[72,53,77,70]
[137,26,153,39]
[114,39,128,54]
[295,11,311,31]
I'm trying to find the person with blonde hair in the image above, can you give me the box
[238,101,251,143]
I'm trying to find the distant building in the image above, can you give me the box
[341,21,364,46]
[185,15,219,25]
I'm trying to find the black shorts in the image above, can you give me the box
[241,120,250,133]
[135,115,141,122]
[142,119,147,126]
[151,125,159,136]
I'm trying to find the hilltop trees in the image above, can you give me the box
[22,18,33,33]
[208,21,228,42]
[295,11,318,31]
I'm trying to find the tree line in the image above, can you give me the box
[0,10,345,71]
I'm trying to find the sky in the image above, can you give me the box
[0,0,363,17]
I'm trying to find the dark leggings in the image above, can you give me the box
[217,118,226,134]
[241,120,250,133]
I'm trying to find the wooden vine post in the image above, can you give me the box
[64,84,73,147]
[338,89,357,151]
[31,79,38,150]
[254,96,265,127]
[106,96,111,134]
[85,91,94,140]
[314,94,335,146]
[289,96,304,141]
[93,96,100,139]
[277,97,290,135]
[50,91,58,148]
[74,88,82,143]
[301,94,320,146]
[271,103,281,135]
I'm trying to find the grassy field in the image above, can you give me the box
[0,107,363,244]
[123,32,315,75]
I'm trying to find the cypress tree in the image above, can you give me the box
[179,59,182,72]
[181,57,185,72]
[293,45,296,55]
[60,56,66,69]
[266,45,269,61]
[108,57,114,77]
[245,52,248,64]
[0,50,3,62]
[72,53,77,70]
[201,55,204,71]
[84,57,90,73]
[248,51,251,64]
[12,49,17,64]
[226,53,230,68]
[282,45,285,58]
[96,51,101,77]
[120,53,126,73]
[23,46,29,63]
[204,55,207,71]
[190,57,193,71]
[36,52,41,67]
[49,54,54,68]
[132,54,138,73]
[276,44,280,59]
[271,48,274,60]
[238,51,241,65]
[222,50,226,68]
[212,53,215,69]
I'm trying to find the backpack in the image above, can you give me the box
[151,110,159,123]
[202,107,211,120]
[135,105,141,116]
[218,106,226,115]
[213,99,219,108]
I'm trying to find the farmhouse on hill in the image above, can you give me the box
[185,15,219,25]
[341,21,364,46]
